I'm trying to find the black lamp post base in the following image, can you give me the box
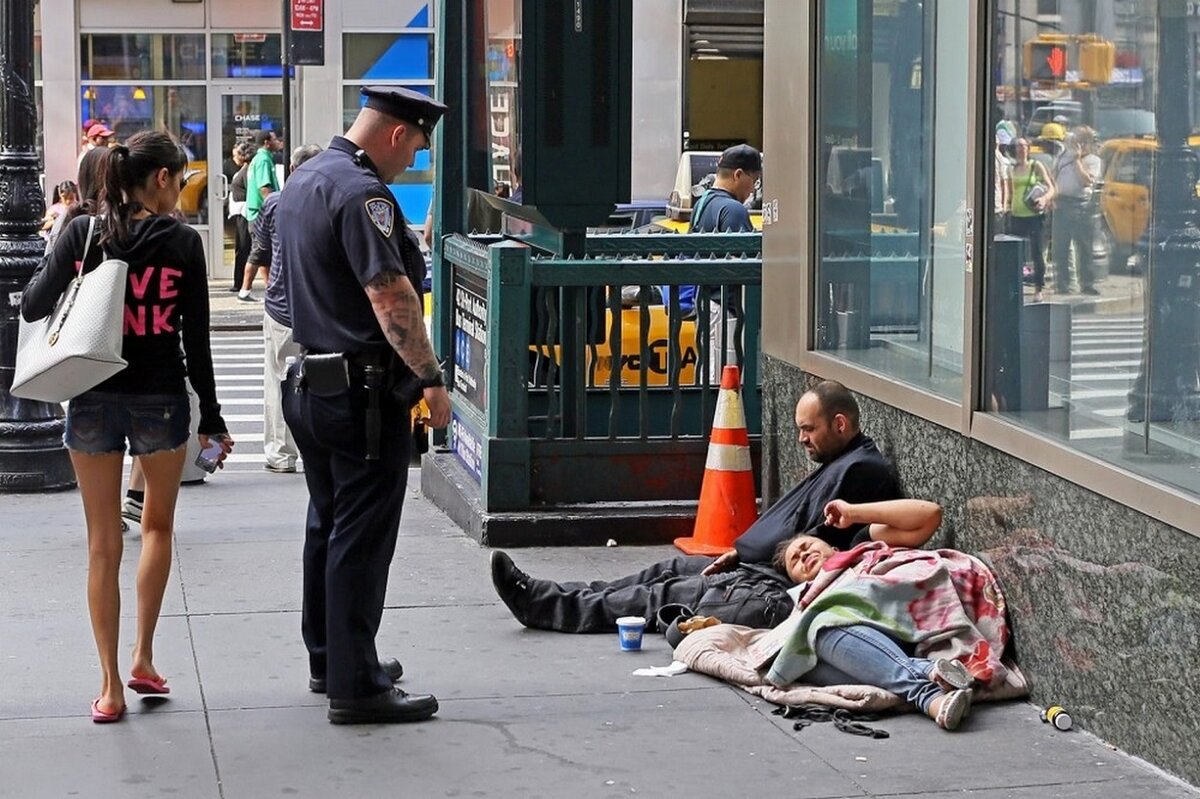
[0,417,75,491]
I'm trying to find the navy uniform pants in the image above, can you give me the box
[519,555,794,633]
[282,367,411,700]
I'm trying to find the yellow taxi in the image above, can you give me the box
[178,161,207,222]
[533,301,701,387]
[1098,136,1200,265]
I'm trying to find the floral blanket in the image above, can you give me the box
[674,543,1027,709]
[761,542,1012,688]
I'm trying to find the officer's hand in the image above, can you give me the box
[701,550,739,576]
[423,386,451,429]
[823,499,855,529]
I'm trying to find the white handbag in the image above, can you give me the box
[13,217,130,403]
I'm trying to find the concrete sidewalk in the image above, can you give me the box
[1,471,1196,799]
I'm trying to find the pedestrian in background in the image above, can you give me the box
[277,86,449,724]
[228,141,255,293]
[1051,126,1102,295]
[686,143,761,378]
[21,131,232,724]
[45,147,107,253]
[1008,138,1054,303]
[40,180,77,240]
[247,142,324,474]
[240,130,282,301]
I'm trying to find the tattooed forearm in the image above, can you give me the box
[365,270,440,379]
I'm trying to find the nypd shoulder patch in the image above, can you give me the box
[365,198,395,237]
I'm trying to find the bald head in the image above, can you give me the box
[794,381,860,463]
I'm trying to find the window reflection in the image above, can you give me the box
[80,34,206,81]
[80,85,208,224]
[814,0,968,400]
[211,34,286,79]
[985,0,1200,498]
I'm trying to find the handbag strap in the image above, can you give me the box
[48,216,99,347]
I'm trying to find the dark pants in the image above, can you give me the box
[282,367,412,700]
[232,215,251,290]
[521,555,793,633]
[1050,197,1095,292]
[1010,214,1047,290]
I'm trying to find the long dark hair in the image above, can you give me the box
[50,180,77,206]
[61,147,110,229]
[98,130,187,247]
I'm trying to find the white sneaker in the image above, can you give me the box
[121,496,143,524]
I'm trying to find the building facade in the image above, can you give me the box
[33,0,772,278]
[762,0,1200,784]
[35,0,439,279]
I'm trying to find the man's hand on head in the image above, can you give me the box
[701,550,740,576]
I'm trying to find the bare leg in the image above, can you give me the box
[129,445,187,682]
[128,457,145,491]
[72,451,127,716]
[241,264,265,293]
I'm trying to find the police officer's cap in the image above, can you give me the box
[361,86,448,140]
[718,144,762,174]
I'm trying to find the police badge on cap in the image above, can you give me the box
[361,86,448,141]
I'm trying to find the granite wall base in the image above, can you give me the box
[762,354,1200,787]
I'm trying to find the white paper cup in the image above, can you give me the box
[616,616,646,651]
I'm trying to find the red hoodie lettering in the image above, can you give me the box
[123,266,179,335]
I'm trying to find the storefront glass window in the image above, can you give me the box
[342,29,436,227]
[343,33,435,80]
[80,85,208,224]
[340,83,434,226]
[813,0,969,400]
[211,34,286,79]
[984,1,1200,498]
[80,34,206,81]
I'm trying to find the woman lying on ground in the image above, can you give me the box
[762,498,1010,731]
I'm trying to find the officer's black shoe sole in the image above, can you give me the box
[310,658,403,694]
[490,551,533,627]
[327,687,438,725]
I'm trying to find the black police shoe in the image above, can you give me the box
[490,551,533,627]
[309,658,403,694]
[327,686,438,725]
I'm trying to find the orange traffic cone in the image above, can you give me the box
[674,365,758,556]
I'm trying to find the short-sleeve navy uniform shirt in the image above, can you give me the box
[277,136,417,355]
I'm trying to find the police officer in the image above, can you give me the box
[277,86,450,725]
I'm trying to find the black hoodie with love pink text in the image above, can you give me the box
[22,214,225,435]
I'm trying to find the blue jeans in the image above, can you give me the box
[803,624,941,713]
[64,391,191,456]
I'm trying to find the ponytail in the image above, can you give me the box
[99,145,131,248]
[96,132,188,249]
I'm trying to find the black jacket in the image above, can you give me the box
[21,214,226,434]
[734,433,901,563]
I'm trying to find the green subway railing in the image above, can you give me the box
[439,231,762,511]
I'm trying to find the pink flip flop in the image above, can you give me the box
[91,697,126,724]
[127,675,170,695]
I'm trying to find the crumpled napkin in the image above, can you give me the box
[632,660,689,678]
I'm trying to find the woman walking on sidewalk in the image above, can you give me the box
[1007,138,1054,303]
[21,131,233,723]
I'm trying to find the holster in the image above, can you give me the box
[301,353,349,396]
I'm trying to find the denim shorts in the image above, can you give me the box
[64,391,191,456]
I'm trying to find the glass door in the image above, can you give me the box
[206,85,284,281]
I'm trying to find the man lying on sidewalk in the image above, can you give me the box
[491,380,924,633]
